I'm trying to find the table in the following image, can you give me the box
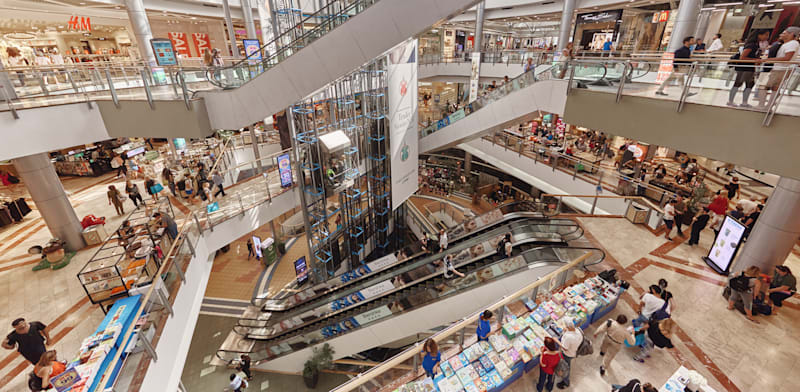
[659,365,718,392]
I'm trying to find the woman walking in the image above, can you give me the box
[162,168,177,197]
[125,180,143,208]
[727,30,767,107]
[107,185,125,216]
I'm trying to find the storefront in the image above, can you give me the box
[617,7,674,51]
[573,9,623,51]
[148,16,228,59]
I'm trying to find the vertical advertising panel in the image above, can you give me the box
[150,38,177,66]
[388,39,418,210]
[243,39,262,60]
[168,32,190,57]
[191,33,211,57]
[277,153,293,187]
[468,52,481,103]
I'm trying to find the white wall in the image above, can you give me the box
[419,62,525,82]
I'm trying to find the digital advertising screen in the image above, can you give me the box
[294,256,308,286]
[703,215,746,274]
[277,153,293,187]
[150,38,178,66]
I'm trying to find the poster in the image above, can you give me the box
[277,153,292,187]
[704,216,746,274]
[168,32,190,57]
[243,38,262,60]
[656,52,674,84]
[150,38,177,66]
[294,256,309,285]
[252,236,263,259]
[191,32,211,57]
[387,39,418,210]
[468,52,481,103]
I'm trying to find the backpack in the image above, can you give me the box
[729,273,752,292]
[598,269,617,283]
[495,239,506,255]
[651,298,671,321]
[576,329,594,356]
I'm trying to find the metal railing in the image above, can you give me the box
[328,250,599,392]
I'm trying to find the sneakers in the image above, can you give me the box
[557,381,569,389]
[600,351,605,356]
[600,366,606,376]
[740,103,752,108]
[726,101,737,107]
[655,91,668,96]
[686,92,697,97]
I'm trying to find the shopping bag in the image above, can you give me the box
[206,202,220,213]
[149,183,164,194]
[554,356,569,378]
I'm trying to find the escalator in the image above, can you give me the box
[252,201,545,312]
[236,217,582,340]
[217,244,604,371]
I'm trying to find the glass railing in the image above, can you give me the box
[326,247,605,392]
[206,0,379,89]
[230,218,583,343]
[86,136,299,392]
[217,244,604,365]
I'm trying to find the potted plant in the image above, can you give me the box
[303,343,334,388]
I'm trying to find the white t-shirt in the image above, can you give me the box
[439,232,448,249]
[504,241,513,257]
[664,204,675,220]
[560,330,582,358]
[737,199,758,215]
[774,39,799,70]
[708,38,723,53]
[640,293,666,318]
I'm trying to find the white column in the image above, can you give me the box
[257,0,276,54]
[558,0,576,50]
[241,0,258,40]
[124,0,156,66]
[694,10,712,44]
[666,0,701,52]
[222,0,241,58]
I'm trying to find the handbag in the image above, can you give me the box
[149,183,164,194]
[576,329,594,356]
[650,298,671,321]
[206,202,220,213]
[554,354,569,378]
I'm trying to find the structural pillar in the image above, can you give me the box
[464,152,472,175]
[666,0,701,52]
[124,0,156,66]
[221,0,241,58]
[558,0,576,51]
[694,10,712,44]
[257,0,276,55]
[12,153,85,251]
[248,126,264,175]
[240,0,258,40]
[468,1,485,103]
[734,177,800,274]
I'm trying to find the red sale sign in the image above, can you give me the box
[192,33,211,57]
[168,32,190,57]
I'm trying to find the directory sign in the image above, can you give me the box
[150,38,178,66]
[704,215,746,274]
[295,256,309,286]
[277,153,292,187]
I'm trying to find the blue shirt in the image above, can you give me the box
[603,41,612,51]
[477,319,491,340]
[422,352,441,375]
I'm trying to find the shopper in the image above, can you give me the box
[656,36,696,96]
[730,205,745,221]
[724,177,741,200]
[556,317,582,389]
[536,337,561,392]
[687,207,711,246]
[421,339,441,378]
[637,285,665,323]
[611,379,658,392]
[728,30,768,107]
[442,254,464,278]
[28,350,65,391]
[419,235,430,254]
[107,185,125,216]
[162,168,177,197]
[624,320,651,363]
[504,235,513,258]
[743,204,763,239]
[438,229,448,252]
[5,47,27,86]
[2,318,50,365]
[708,190,729,232]
[558,42,574,79]
[657,279,675,314]
[125,180,143,208]
[662,200,676,241]
[237,354,252,380]
[229,373,247,392]
[246,238,254,260]
[647,318,675,350]
[694,38,706,52]
[524,57,535,73]
[727,266,762,323]
[212,171,225,197]
[673,196,687,237]
[476,310,493,341]
[758,27,800,108]
[707,33,724,53]
[766,265,797,315]
[594,314,629,376]
[154,212,179,241]
[144,177,157,202]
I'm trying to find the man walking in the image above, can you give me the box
[2,318,50,365]
[656,36,696,97]
[594,314,629,376]
[212,170,225,198]
[673,196,687,237]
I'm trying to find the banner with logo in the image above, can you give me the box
[191,33,211,57]
[388,39,418,210]
[168,32,190,57]
[469,52,481,102]
[277,153,292,187]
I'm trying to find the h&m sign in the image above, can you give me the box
[67,16,92,31]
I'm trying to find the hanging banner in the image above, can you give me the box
[191,33,211,57]
[388,39,418,210]
[277,153,293,187]
[168,32,190,57]
[468,52,481,102]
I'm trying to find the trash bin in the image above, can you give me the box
[261,237,277,265]
[625,203,647,224]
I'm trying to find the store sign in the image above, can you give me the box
[388,39,419,210]
[576,10,622,24]
[353,305,393,325]
[191,33,211,57]
[67,16,91,31]
[168,32,190,57]
[277,153,292,187]
[652,11,670,23]
[150,38,178,66]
